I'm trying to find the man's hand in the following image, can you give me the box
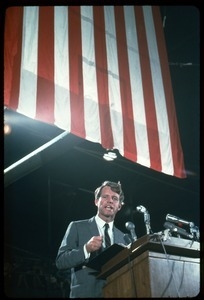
[85,236,103,253]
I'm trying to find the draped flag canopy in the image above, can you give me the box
[4,5,186,178]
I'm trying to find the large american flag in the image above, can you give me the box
[4,6,186,178]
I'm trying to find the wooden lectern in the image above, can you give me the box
[97,234,200,298]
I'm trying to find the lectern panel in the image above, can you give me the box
[103,251,200,298]
[101,235,200,298]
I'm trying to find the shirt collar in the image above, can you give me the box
[95,215,114,231]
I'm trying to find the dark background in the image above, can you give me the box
[4,5,200,297]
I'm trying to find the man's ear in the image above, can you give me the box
[117,204,122,211]
[118,201,125,211]
[95,198,99,207]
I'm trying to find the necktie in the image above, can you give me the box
[104,223,111,248]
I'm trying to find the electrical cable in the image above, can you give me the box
[151,233,181,297]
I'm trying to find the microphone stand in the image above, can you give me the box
[127,237,137,297]
[144,210,152,235]
[189,222,200,241]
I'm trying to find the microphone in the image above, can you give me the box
[164,222,194,239]
[136,205,147,213]
[166,214,192,226]
[125,221,137,241]
[136,205,152,234]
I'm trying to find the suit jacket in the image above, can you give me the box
[56,216,127,298]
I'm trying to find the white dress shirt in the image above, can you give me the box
[83,215,114,259]
[95,215,114,247]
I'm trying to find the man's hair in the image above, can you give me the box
[94,181,124,204]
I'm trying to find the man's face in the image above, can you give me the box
[95,186,121,221]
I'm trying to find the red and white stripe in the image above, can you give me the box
[4,5,186,178]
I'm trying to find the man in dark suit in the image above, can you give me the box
[55,180,128,298]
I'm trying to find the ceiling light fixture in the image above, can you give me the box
[103,151,117,161]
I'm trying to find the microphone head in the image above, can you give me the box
[136,205,147,213]
[164,221,174,230]
[164,222,193,239]
[166,214,190,226]
[166,214,178,222]
[125,221,135,230]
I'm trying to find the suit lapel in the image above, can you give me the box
[88,217,103,259]
[113,226,121,244]
[88,216,100,236]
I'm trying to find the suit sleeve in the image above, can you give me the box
[55,221,89,270]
